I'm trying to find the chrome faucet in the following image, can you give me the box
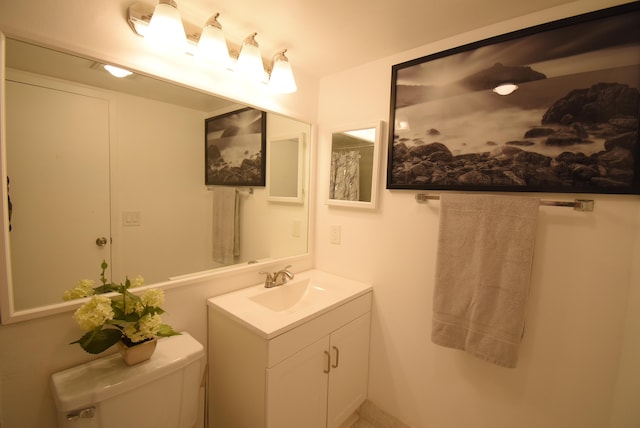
[259,265,294,288]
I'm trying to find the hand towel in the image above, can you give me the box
[212,186,240,265]
[431,194,539,368]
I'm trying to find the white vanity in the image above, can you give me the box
[207,270,373,428]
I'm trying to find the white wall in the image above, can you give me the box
[0,1,316,427]
[316,1,640,427]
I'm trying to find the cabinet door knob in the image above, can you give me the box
[323,350,331,374]
[331,346,340,369]
[95,237,108,247]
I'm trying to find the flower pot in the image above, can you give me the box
[117,337,157,365]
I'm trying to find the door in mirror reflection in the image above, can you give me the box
[327,121,383,209]
[6,79,111,309]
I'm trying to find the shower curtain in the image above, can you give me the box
[330,150,361,201]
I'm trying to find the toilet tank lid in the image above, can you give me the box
[51,332,204,412]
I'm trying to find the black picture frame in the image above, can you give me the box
[205,107,266,186]
[387,2,640,194]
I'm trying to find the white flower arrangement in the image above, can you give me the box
[65,261,179,354]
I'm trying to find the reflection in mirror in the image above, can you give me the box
[1,37,311,317]
[327,121,383,209]
[267,133,305,203]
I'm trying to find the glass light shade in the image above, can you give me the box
[196,20,230,68]
[268,57,297,93]
[145,1,188,54]
[493,83,518,96]
[236,34,267,83]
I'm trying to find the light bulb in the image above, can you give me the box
[103,65,133,78]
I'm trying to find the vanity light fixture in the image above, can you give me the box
[195,13,231,68]
[268,50,297,94]
[103,64,134,78]
[236,33,267,83]
[493,83,519,96]
[126,2,296,93]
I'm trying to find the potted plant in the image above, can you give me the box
[64,261,180,363]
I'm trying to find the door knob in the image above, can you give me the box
[95,237,108,247]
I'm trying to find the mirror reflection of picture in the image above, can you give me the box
[205,107,267,187]
[330,150,361,201]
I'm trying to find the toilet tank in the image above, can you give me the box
[51,332,205,428]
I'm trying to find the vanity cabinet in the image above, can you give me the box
[208,291,372,428]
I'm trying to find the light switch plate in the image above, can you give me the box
[122,211,142,227]
[330,224,341,244]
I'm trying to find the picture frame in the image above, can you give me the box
[387,2,640,195]
[205,107,266,186]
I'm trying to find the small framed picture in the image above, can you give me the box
[205,107,266,186]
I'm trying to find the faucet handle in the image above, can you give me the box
[259,271,275,287]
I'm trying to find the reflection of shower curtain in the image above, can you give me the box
[330,151,361,201]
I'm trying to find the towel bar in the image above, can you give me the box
[206,186,254,195]
[414,193,595,212]
[236,188,254,196]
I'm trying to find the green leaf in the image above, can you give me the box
[123,312,140,322]
[141,306,164,317]
[93,284,119,294]
[71,328,123,354]
[156,324,181,337]
[112,305,126,320]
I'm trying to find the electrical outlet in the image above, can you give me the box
[330,224,341,244]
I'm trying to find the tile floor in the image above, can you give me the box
[350,400,412,428]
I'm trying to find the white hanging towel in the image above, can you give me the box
[211,186,240,265]
[431,194,539,368]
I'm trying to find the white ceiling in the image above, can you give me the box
[175,0,578,78]
[6,0,585,112]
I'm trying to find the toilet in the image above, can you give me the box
[51,332,205,428]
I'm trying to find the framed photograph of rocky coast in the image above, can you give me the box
[205,107,266,186]
[387,2,640,194]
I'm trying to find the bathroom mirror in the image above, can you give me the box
[0,36,311,320]
[267,133,305,203]
[327,121,383,209]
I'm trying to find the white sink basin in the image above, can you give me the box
[249,278,322,311]
[208,270,372,338]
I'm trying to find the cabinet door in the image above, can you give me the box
[266,336,330,428]
[327,313,371,428]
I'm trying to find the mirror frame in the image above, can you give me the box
[267,132,306,204]
[0,32,316,324]
[326,121,383,209]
